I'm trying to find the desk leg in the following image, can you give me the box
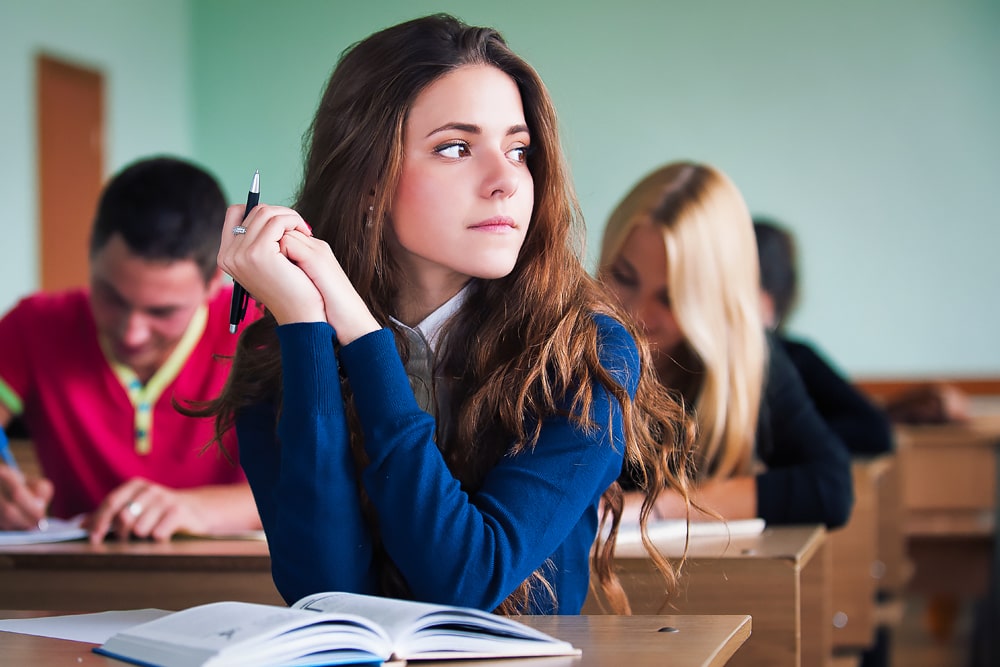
[924,594,960,642]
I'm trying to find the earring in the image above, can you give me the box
[366,204,374,228]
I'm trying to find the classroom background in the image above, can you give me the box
[1,0,997,379]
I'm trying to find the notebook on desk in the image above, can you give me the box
[615,518,766,546]
[0,515,88,546]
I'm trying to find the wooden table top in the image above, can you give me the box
[0,536,271,570]
[613,524,827,562]
[0,611,751,667]
[0,526,828,574]
[895,413,1000,448]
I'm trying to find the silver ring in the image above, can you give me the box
[232,225,248,236]
[127,501,143,517]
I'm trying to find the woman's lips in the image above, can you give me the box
[469,216,516,231]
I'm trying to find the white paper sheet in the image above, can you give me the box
[0,515,88,545]
[615,517,766,546]
[0,609,171,644]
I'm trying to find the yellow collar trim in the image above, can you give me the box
[101,305,208,455]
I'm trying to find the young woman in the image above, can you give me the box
[599,161,853,529]
[201,15,692,615]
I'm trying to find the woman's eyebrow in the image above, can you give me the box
[425,122,530,138]
[427,122,478,137]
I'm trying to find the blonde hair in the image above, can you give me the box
[600,162,766,479]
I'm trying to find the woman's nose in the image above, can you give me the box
[481,152,520,199]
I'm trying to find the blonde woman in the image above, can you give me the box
[599,161,852,528]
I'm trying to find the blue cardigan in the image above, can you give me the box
[237,314,634,614]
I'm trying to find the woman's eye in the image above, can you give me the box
[435,142,470,159]
[608,266,636,286]
[507,146,530,163]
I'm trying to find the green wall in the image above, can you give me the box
[3,1,998,378]
[192,0,1000,377]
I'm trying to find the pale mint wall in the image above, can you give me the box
[193,0,1000,378]
[3,2,997,378]
[0,0,195,315]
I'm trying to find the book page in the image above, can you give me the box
[293,592,577,659]
[97,602,390,667]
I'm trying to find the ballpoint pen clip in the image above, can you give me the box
[228,169,260,334]
[238,288,249,319]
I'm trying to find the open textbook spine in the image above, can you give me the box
[94,591,580,667]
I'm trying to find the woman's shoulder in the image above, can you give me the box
[592,312,634,344]
[590,312,640,368]
[765,332,800,386]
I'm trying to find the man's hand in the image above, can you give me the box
[84,478,262,543]
[84,478,211,543]
[0,465,53,530]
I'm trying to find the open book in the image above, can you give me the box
[94,591,580,667]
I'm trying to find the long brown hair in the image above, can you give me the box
[201,14,692,615]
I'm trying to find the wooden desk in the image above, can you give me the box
[0,539,282,611]
[827,455,895,651]
[583,525,831,667]
[873,452,911,598]
[0,611,751,667]
[967,395,1000,418]
[897,415,999,535]
[895,414,1000,598]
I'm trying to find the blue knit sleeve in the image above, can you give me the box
[238,322,376,604]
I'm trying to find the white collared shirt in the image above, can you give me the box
[390,285,470,417]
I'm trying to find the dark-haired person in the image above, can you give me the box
[0,156,262,542]
[753,220,895,667]
[753,218,893,455]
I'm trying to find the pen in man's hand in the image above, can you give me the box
[0,428,49,530]
[229,170,260,333]
[0,427,17,470]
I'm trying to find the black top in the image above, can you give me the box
[754,335,855,528]
[621,334,855,529]
[778,336,894,456]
